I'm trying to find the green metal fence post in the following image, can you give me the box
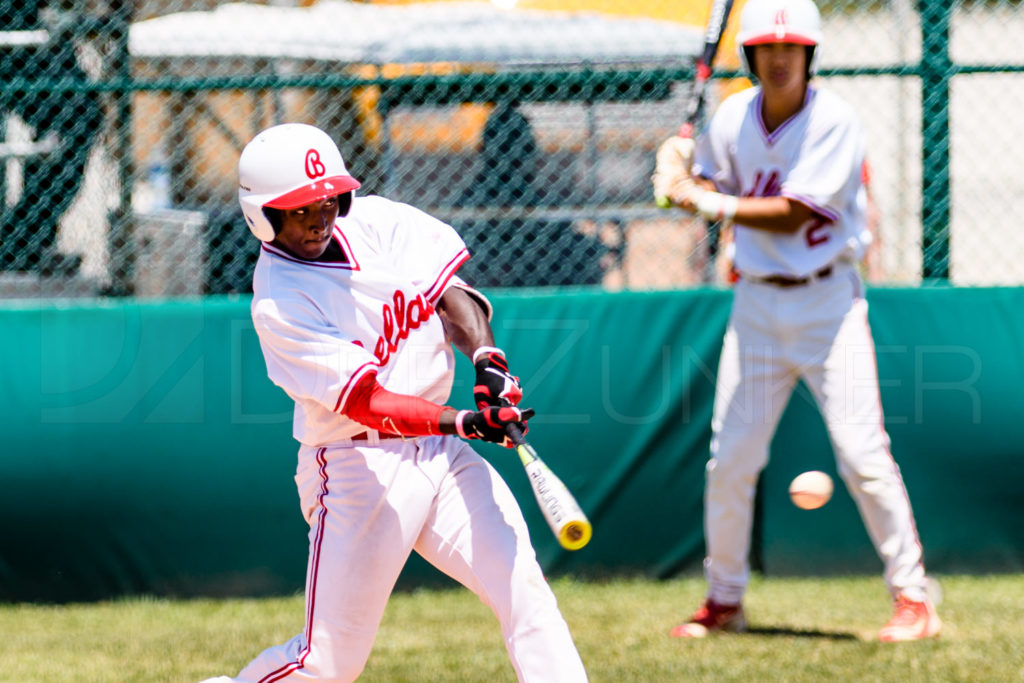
[107,1,135,295]
[919,0,952,281]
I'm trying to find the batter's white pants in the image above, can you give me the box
[704,263,928,606]
[227,435,587,683]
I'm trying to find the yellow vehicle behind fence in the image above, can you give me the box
[126,0,746,290]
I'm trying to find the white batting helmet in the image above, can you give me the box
[238,123,361,241]
[737,0,822,78]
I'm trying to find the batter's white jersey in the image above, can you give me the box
[693,85,870,277]
[251,195,469,447]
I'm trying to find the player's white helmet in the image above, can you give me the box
[238,123,361,241]
[736,0,822,78]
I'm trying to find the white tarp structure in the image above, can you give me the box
[128,1,702,67]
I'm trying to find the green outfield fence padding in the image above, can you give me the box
[0,299,305,602]
[1,287,1023,602]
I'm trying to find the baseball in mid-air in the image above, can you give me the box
[788,471,834,510]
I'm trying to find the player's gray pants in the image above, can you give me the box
[229,435,587,683]
[704,263,928,606]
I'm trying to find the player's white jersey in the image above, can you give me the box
[251,195,469,447]
[693,85,870,277]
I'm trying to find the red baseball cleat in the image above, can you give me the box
[670,598,747,638]
[879,594,942,642]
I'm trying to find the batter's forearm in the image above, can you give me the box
[681,183,810,234]
[438,408,459,435]
[438,286,495,359]
[731,196,813,233]
[344,372,457,436]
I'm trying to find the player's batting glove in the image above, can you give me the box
[652,135,696,208]
[473,347,523,409]
[456,406,535,448]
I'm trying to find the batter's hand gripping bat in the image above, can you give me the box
[505,423,592,551]
[655,0,736,208]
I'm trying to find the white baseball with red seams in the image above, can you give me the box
[789,470,834,510]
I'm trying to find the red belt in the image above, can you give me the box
[349,430,405,442]
[747,265,833,288]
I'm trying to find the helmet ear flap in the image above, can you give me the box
[263,207,284,236]
[740,45,755,76]
[805,45,817,79]
[338,191,353,217]
[240,193,276,241]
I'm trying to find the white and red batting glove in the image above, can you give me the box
[652,136,739,221]
[652,135,696,208]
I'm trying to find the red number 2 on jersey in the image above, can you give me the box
[805,215,830,247]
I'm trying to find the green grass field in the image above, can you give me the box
[2,573,1022,682]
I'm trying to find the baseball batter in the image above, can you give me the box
[200,123,588,682]
[654,0,940,642]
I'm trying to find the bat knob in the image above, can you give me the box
[559,520,593,551]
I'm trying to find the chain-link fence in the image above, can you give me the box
[0,0,1021,298]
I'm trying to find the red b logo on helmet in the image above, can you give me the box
[305,149,326,179]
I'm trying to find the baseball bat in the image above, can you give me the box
[505,423,592,551]
[655,0,736,209]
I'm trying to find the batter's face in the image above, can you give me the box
[272,195,341,260]
[752,43,809,94]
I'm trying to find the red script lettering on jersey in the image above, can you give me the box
[745,170,782,198]
[372,290,435,366]
[305,149,326,179]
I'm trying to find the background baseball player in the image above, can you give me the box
[653,0,940,642]
[201,123,588,682]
